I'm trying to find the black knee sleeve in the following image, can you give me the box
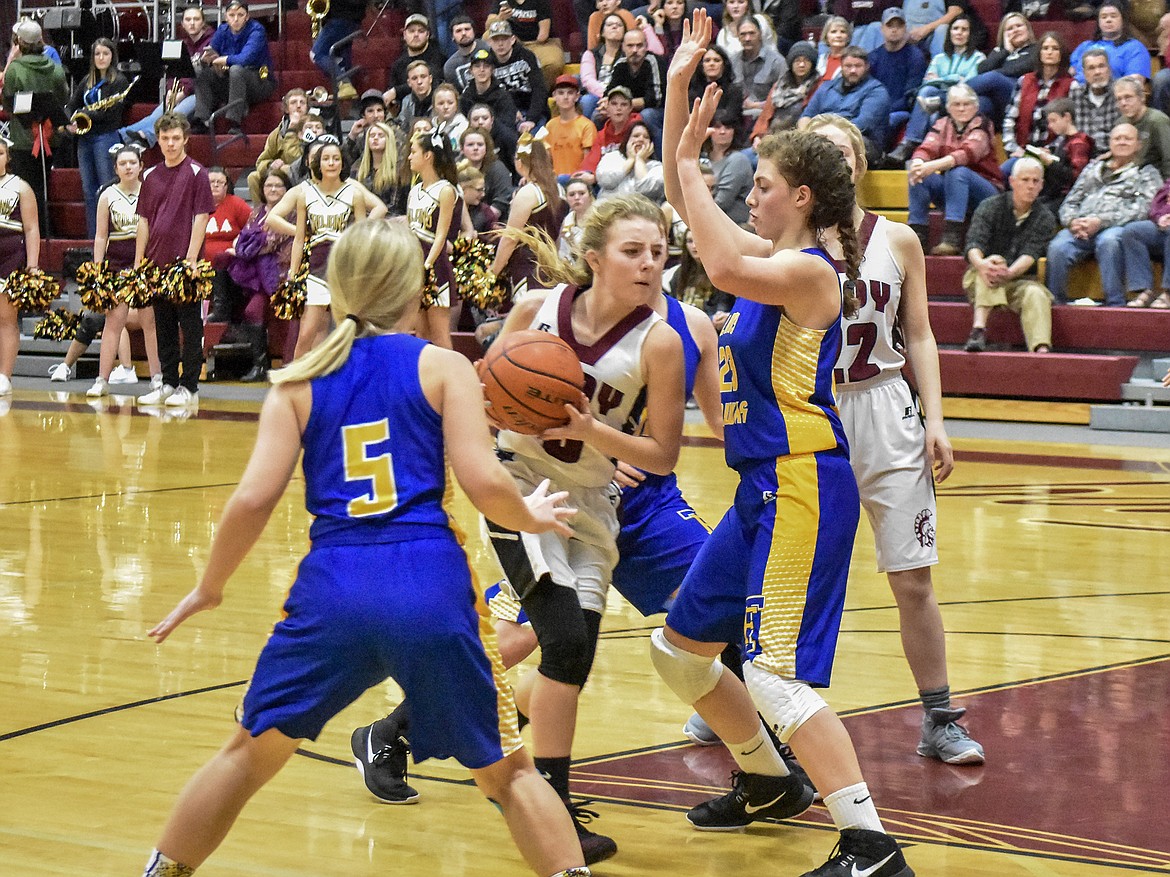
[75,311,105,347]
[524,576,601,688]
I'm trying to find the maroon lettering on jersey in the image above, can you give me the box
[581,373,626,416]
[855,278,892,314]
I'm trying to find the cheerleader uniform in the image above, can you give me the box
[407,179,460,307]
[104,186,140,272]
[0,175,26,290]
[304,180,359,307]
[505,183,565,299]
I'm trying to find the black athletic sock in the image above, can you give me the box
[373,701,412,743]
[534,755,572,801]
[919,685,951,712]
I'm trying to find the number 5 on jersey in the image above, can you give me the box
[342,420,398,517]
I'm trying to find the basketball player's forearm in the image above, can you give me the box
[905,335,945,424]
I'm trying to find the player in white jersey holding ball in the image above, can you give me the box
[805,114,983,765]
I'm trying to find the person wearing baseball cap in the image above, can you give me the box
[485,14,549,131]
[828,0,903,52]
[868,3,928,162]
[382,12,445,110]
[2,17,68,235]
[485,0,565,87]
[190,0,275,136]
[545,74,596,177]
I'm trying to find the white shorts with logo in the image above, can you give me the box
[837,373,939,573]
[485,454,620,615]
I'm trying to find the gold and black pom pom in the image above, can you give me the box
[77,260,119,312]
[420,266,445,309]
[272,260,309,321]
[32,308,81,341]
[452,237,506,309]
[159,258,215,305]
[4,267,61,312]
[116,263,158,308]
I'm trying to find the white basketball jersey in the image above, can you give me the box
[834,214,907,385]
[498,284,660,489]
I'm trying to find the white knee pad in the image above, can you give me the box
[743,661,828,743]
[649,628,725,705]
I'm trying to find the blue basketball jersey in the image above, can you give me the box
[302,334,451,545]
[719,248,848,469]
[665,294,700,401]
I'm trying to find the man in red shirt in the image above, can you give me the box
[136,113,215,409]
[572,85,641,186]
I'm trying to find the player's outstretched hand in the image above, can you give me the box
[148,585,224,643]
[524,478,577,538]
[613,460,646,489]
[668,8,712,82]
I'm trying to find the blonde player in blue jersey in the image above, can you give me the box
[139,220,590,877]
[650,11,914,877]
[805,114,983,766]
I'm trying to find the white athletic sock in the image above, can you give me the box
[729,721,790,777]
[823,782,884,833]
[547,869,592,877]
[142,849,195,876]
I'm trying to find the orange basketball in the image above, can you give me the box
[479,330,586,435]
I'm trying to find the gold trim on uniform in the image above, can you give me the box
[770,317,837,455]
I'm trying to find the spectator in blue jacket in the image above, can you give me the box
[191,0,275,135]
[798,46,891,168]
[867,8,928,152]
[1069,2,1151,84]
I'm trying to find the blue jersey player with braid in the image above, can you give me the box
[141,220,589,877]
[653,11,915,877]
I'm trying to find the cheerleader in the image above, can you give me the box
[406,129,462,349]
[0,139,40,397]
[265,134,386,360]
[86,146,161,398]
[491,134,565,301]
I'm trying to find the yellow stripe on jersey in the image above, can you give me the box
[754,454,821,679]
[770,317,836,456]
[477,604,525,758]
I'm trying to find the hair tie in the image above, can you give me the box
[345,313,361,326]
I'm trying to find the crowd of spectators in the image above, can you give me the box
[6,0,1170,371]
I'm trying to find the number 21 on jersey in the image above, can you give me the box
[342,420,398,518]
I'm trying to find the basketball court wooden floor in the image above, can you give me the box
[1,390,1167,876]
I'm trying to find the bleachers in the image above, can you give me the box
[861,173,1166,403]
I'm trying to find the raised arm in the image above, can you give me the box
[662,11,768,257]
[148,382,305,642]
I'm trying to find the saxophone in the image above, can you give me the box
[307,0,330,38]
[72,76,141,135]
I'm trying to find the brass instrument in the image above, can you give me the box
[163,78,184,113]
[72,76,141,135]
[308,0,330,38]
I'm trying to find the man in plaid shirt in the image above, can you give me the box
[1069,49,1120,155]
[1045,123,1162,306]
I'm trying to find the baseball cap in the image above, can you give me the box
[360,88,385,107]
[605,85,633,101]
[470,47,493,64]
[881,7,906,23]
[13,18,43,44]
[486,20,513,38]
[404,13,430,29]
[554,74,581,91]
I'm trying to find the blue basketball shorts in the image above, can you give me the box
[240,535,521,769]
[613,472,711,616]
[665,449,859,687]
